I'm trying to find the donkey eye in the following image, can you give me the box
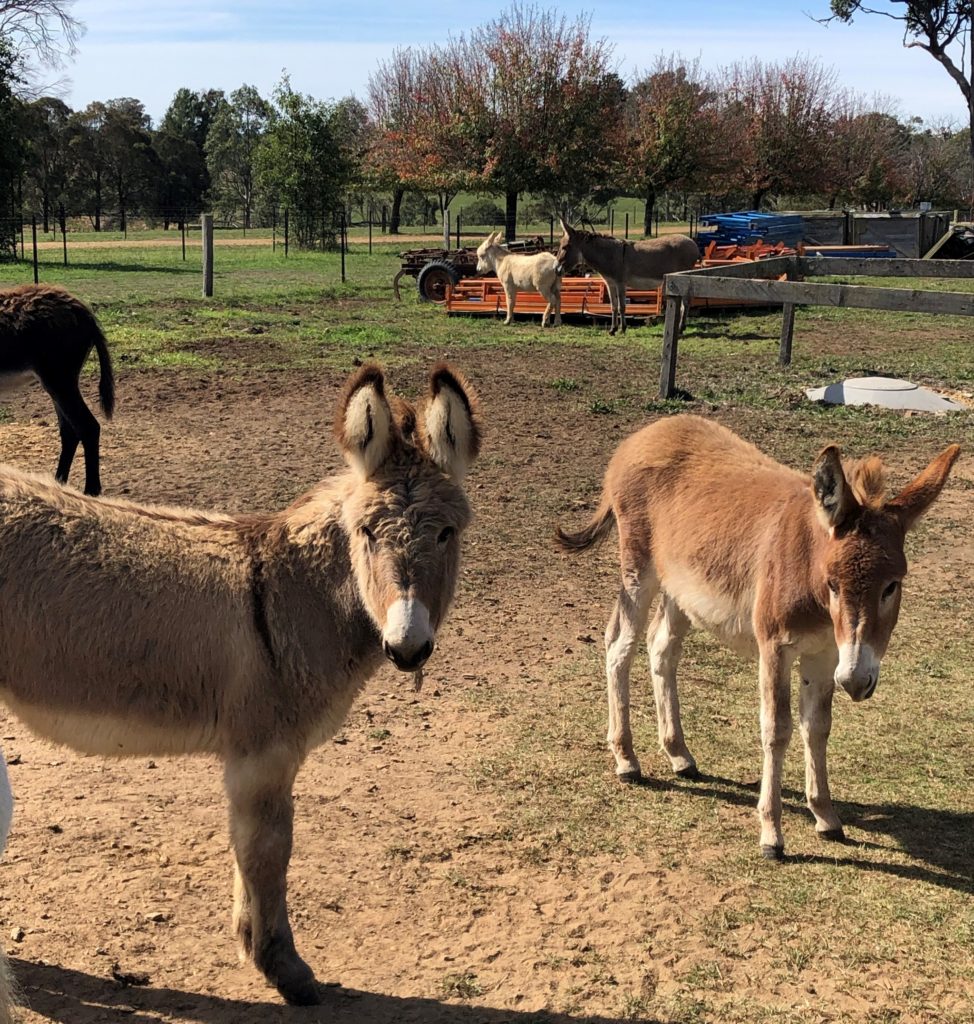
[882,581,899,601]
[437,526,455,544]
[360,525,376,543]
[827,579,839,596]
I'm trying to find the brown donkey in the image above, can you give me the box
[557,415,958,859]
[0,363,480,1004]
[0,284,115,496]
[555,219,698,335]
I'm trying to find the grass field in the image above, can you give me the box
[0,242,972,1024]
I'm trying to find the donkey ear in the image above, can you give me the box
[334,364,396,479]
[812,445,859,533]
[886,444,960,531]
[559,216,572,235]
[423,363,481,482]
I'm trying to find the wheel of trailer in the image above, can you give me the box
[417,261,460,303]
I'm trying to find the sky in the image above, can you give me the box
[54,0,970,127]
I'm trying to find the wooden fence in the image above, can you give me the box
[659,257,974,398]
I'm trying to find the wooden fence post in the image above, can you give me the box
[59,203,67,266]
[202,213,214,297]
[779,303,796,365]
[31,215,38,284]
[284,208,289,258]
[659,294,683,398]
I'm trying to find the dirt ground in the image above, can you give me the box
[0,343,969,1024]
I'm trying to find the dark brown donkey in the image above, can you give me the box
[0,283,115,496]
[555,218,699,335]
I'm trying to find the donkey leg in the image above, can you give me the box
[607,283,621,335]
[53,407,81,486]
[50,383,102,496]
[503,285,517,325]
[756,641,796,859]
[648,594,697,778]
[799,649,844,840]
[225,749,320,1005]
[605,562,657,782]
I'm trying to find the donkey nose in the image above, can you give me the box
[840,669,879,702]
[383,639,434,672]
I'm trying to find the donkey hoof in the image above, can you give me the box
[617,769,643,785]
[675,764,700,781]
[818,828,846,843]
[760,844,785,862]
[277,973,322,1006]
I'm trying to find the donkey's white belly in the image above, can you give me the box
[0,695,220,758]
[663,566,757,656]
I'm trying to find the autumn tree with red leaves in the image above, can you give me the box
[714,56,838,208]
[625,56,725,235]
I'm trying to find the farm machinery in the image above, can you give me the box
[393,236,551,302]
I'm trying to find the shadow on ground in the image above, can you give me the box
[12,958,672,1024]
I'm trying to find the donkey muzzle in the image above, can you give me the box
[384,638,434,672]
[382,597,434,673]
[835,643,880,702]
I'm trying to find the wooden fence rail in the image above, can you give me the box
[659,256,974,398]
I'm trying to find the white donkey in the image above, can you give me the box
[476,231,562,327]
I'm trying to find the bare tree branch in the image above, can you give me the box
[0,0,83,70]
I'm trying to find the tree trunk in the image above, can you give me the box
[504,190,517,243]
[751,188,768,210]
[389,186,404,234]
[643,186,656,237]
[42,194,50,234]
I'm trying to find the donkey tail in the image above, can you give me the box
[92,320,115,420]
[555,492,616,552]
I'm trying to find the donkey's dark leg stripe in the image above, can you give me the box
[249,550,276,668]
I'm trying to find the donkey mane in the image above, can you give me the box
[843,455,888,508]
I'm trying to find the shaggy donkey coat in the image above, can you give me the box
[558,414,958,858]
[0,362,481,1005]
[0,283,115,496]
[476,231,562,326]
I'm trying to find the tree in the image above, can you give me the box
[155,88,223,223]
[625,57,722,235]
[99,98,157,230]
[22,94,71,230]
[255,77,355,249]
[826,2,974,204]
[462,4,623,240]
[0,0,82,91]
[820,95,908,208]
[0,34,26,258]
[715,57,837,208]
[67,101,108,229]
[206,85,271,228]
[367,44,479,245]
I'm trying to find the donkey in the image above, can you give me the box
[555,218,699,335]
[0,362,481,1004]
[557,414,958,859]
[476,231,562,327]
[0,283,115,496]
